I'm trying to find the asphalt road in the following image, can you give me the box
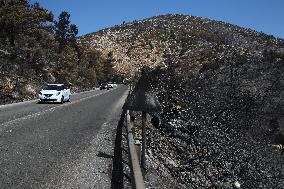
[0,85,128,188]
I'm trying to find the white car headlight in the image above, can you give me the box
[56,92,61,96]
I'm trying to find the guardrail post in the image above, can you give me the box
[135,140,141,162]
[141,111,147,169]
[122,67,162,188]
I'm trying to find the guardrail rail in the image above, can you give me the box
[126,110,146,189]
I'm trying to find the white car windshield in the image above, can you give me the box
[43,85,64,91]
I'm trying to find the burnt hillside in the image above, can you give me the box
[79,14,284,78]
[80,14,284,188]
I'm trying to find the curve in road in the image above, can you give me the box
[0,85,128,189]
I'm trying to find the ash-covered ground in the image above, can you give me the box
[142,52,284,188]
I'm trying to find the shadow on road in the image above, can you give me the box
[97,151,113,159]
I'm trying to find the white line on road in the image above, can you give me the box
[0,99,38,109]
[0,88,119,133]
[0,89,99,109]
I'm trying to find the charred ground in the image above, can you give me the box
[81,14,284,188]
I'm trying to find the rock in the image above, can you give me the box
[165,158,178,168]
[234,181,241,188]
[11,92,19,99]
[24,84,36,96]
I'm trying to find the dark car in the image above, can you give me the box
[100,83,109,90]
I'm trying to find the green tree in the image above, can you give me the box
[54,11,78,52]
[94,51,115,83]
[77,49,100,86]
[0,0,29,46]
[0,0,55,68]
[105,51,115,80]
[56,44,79,84]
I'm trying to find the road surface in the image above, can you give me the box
[0,85,128,188]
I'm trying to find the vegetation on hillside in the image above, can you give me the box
[0,0,118,104]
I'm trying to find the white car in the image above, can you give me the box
[108,82,117,88]
[38,84,70,103]
[107,82,114,88]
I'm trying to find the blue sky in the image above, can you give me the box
[32,0,284,39]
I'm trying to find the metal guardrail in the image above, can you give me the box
[126,110,146,189]
[126,111,145,189]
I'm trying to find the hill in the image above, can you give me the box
[79,14,283,78]
[80,14,284,188]
[1,7,284,187]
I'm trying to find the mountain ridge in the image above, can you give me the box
[81,14,284,41]
[78,14,284,79]
[79,14,284,188]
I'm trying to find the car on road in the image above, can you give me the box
[108,82,118,88]
[108,82,114,88]
[38,84,70,103]
[100,83,110,90]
